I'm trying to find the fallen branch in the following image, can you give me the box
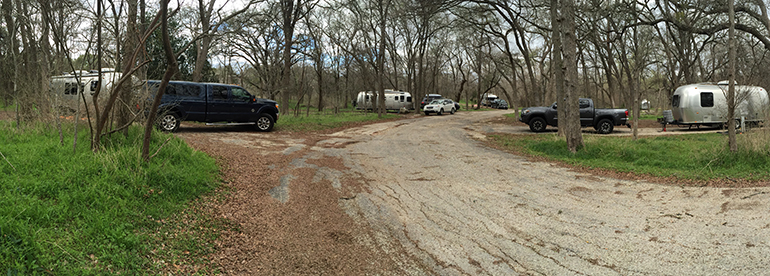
[149,136,175,160]
[0,150,15,171]
[741,191,767,200]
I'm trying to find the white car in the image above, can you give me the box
[423,99,456,115]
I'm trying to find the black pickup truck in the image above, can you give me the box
[519,98,629,134]
[146,80,279,132]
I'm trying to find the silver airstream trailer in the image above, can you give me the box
[50,68,126,111]
[355,90,414,111]
[667,82,769,127]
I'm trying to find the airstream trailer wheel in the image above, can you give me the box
[158,112,181,132]
[450,108,455,114]
[255,113,275,132]
[438,109,443,115]
[529,117,547,132]
[597,119,614,134]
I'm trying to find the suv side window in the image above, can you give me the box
[212,86,228,100]
[231,87,252,102]
[579,99,590,108]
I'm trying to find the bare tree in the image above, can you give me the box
[561,0,583,152]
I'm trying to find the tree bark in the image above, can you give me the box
[561,0,583,152]
[727,0,737,152]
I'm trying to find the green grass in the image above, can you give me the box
[0,122,220,275]
[277,110,402,132]
[489,133,770,181]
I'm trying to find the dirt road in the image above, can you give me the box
[180,110,770,275]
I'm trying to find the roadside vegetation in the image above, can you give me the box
[0,121,220,275]
[489,132,770,183]
[1,107,407,274]
[276,108,403,132]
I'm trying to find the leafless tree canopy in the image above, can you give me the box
[3,0,770,152]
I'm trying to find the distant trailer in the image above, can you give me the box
[481,93,498,106]
[355,90,414,111]
[660,82,769,128]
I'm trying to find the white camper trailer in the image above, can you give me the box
[50,69,135,112]
[665,82,769,127]
[481,93,498,106]
[355,90,414,111]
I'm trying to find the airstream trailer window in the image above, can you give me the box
[700,92,714,107]
[672,95,680,107]
[400,95,405,102]
[65,83,79,95]
[407,96,412,102]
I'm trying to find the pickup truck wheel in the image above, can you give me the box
[529,117,547,132]
[158,113,180,132]
[450,108,455,114]
[255,114,275,132]
[438,109,443,115]
[424,112,430,116]
[597,119,614,134]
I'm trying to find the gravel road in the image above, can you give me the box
[320,110,770,275]
[181,110,770,275]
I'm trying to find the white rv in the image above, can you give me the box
[481,93,498,106]
[355,90,414,111]
[666,82,769,127]
[50,68,131,112]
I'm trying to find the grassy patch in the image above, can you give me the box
[0,122,220,275]
[277,110,402,132]
[489,133,770,181]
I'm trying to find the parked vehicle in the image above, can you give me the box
[481,93,498,106]
[423,99,456,115]
[145,80,279,132]
[660,82,769,128]
[519,98,629,134]
[50,68,134,112]
[355,90,413,111]
[491,99,509,109]
[420,94,443,109]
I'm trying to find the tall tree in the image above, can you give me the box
[561,0,583,152]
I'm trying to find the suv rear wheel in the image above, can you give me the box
[596,119,614,134]
[158,113,180,132]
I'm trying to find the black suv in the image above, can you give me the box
[144,80,279,132]
[420,94,443,109]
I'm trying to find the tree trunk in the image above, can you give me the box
[561,0,583,152]
[142,0,178,161]
[551,0,565,136]
[727,0,737,152]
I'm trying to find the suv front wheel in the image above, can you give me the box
[255,113,275,132]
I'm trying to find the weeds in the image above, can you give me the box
[0,121,219,275]
[277,111,401,132]
[489,133,770,182]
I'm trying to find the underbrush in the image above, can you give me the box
[489,132,770,182]
[0,121,220,275]
[277,110,401,132]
